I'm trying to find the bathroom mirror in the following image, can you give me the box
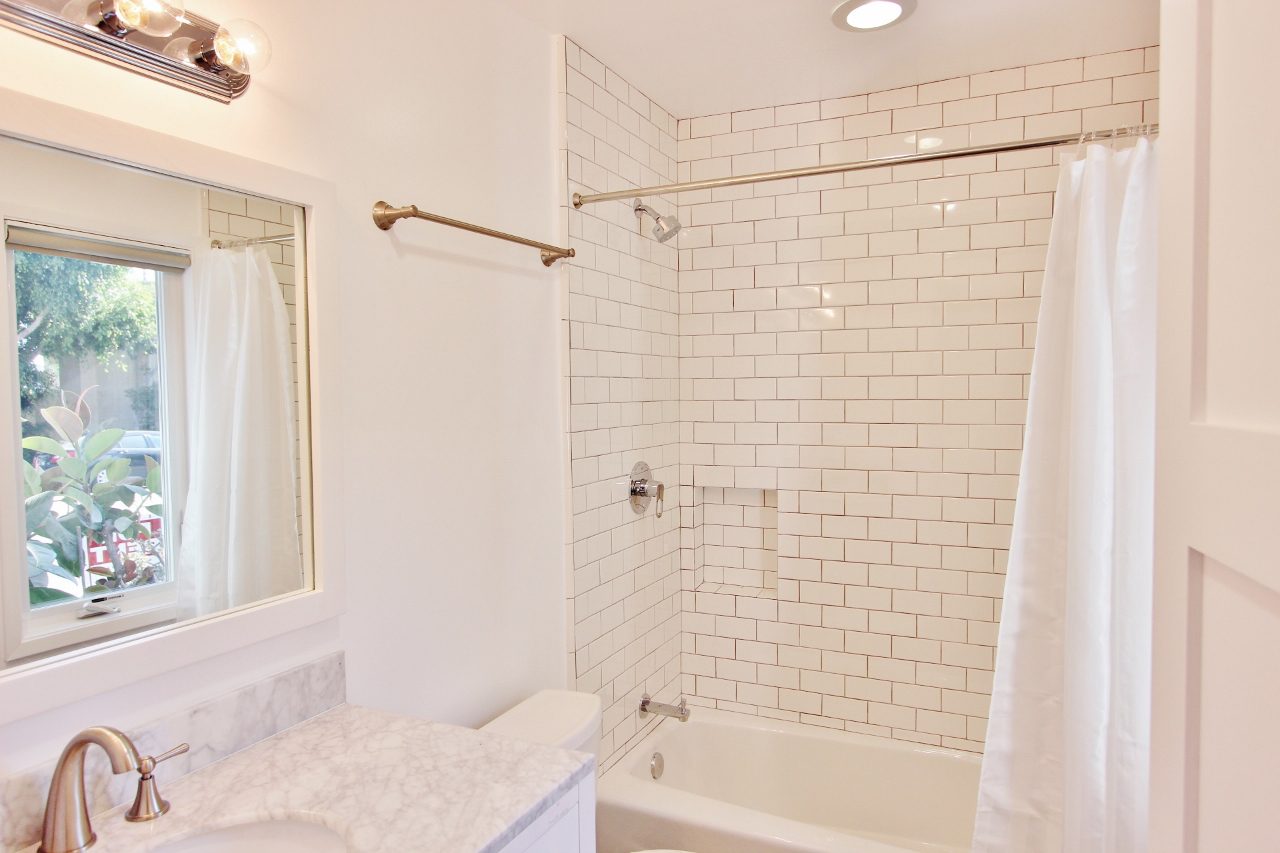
[0,133,315,669]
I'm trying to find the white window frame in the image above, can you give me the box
[5,244,188,660]
[0,88,342,726]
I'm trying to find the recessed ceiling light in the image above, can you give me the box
[831,0,917,31]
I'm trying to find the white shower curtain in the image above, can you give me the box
[177,247,302,617]
[972,138,1157,853]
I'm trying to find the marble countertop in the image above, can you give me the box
[51,704,594,853]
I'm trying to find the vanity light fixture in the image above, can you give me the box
[167,17,272,75]
[62,0,186,38]
[0,0,271,101]
[831,0,916,31]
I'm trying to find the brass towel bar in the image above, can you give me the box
[372,201,574,267]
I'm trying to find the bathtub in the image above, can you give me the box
[597,708,980,853]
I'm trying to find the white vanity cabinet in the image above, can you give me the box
[499,777,596,853]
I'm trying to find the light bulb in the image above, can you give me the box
[213,19,271,75]
[62,0,185,37]
[131,0,186,38]
[112,0,145,29]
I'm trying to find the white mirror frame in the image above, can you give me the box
[0,85,343,725]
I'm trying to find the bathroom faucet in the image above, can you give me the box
[41,727,140,853]
[639,693,690,722]
[40,726,188,853]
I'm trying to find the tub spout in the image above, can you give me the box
[639,694,690,722]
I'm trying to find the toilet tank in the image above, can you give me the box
[481,689,602,757]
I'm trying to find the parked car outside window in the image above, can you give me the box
[106,430,162,478]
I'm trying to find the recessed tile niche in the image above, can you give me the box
[698,487,779,598]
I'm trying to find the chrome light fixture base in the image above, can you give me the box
[0,0,250,102]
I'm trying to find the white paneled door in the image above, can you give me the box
[1151,1,1280,850]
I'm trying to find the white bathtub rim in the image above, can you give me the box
[601,708,977,853]
[622,706,981,771]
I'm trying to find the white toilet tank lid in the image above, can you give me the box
[483,689,602,751]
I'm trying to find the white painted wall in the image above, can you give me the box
[0,0,569,770]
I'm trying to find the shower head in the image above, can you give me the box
[634,199,682,243]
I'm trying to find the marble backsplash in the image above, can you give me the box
[0,651,345,852]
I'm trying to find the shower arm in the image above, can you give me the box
[372,201,575,267]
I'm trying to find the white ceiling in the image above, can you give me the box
[496,0,1160,118]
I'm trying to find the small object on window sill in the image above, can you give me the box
[77,593,123,619]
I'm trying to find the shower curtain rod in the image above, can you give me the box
[572,124,1159,208]
[371,201,575,267]
[211,233,295,249]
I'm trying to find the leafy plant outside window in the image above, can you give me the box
[22,389,164,607]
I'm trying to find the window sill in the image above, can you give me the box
[7,595,178,663]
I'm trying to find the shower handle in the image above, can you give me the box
[628,462,665,517]
[631,480,663,499]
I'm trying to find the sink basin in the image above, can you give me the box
[152,820,348,852]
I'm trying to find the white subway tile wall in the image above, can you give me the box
[674,47,1158,752]
[559,41,683,770]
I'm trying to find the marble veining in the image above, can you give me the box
[1,652,345,852]
[67,704,595,853]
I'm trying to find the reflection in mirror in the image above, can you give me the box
[0,135,312,666]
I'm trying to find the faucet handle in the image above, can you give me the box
[146,743,190,770]
[125,743,188,823]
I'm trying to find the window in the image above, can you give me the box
[7,227,189,659]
